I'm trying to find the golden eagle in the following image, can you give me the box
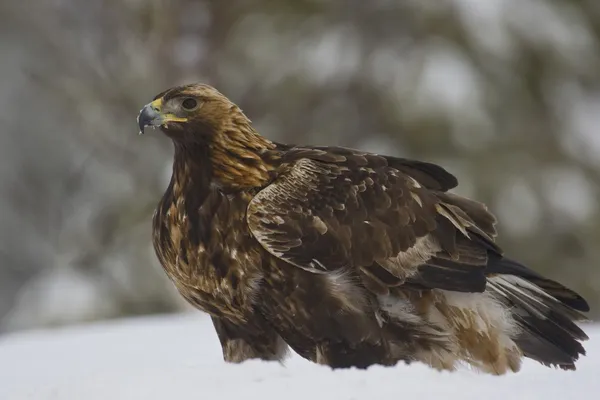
[138,83,589,374]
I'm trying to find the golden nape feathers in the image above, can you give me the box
[138,83,589,373]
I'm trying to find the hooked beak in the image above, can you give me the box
[137,99,165,135]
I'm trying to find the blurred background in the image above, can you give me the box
[1,0,599,333]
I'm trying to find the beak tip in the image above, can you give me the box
[137,114,143,135]
[137,103,161,135]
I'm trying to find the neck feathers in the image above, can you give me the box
[173,106,281,191]
[209,107,279,189]
[171,143,211,199]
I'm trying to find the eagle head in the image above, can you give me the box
[137,83,243,142]
[138,83,278,188]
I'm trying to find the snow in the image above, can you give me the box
[0,313,597,400]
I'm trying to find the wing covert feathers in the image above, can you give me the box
[248,150,497,285]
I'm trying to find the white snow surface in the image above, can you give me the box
[0,313,597,400]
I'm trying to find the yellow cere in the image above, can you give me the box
[153,97,188,123]
[150,98,163,110]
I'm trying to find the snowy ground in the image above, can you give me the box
[0,313,597,400]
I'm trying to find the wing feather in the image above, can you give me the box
[249,156,435,275]
[247,147,500,295]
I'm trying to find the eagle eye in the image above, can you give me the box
[181,98,198,111]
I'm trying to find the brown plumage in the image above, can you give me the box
[138,83,590,373]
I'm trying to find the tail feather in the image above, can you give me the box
[487,257,590,312]
[487,273,589,370]
[513,317,584,369]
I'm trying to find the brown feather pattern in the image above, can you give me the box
[141,83,589,373]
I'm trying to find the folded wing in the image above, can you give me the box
[247,146,496,294]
